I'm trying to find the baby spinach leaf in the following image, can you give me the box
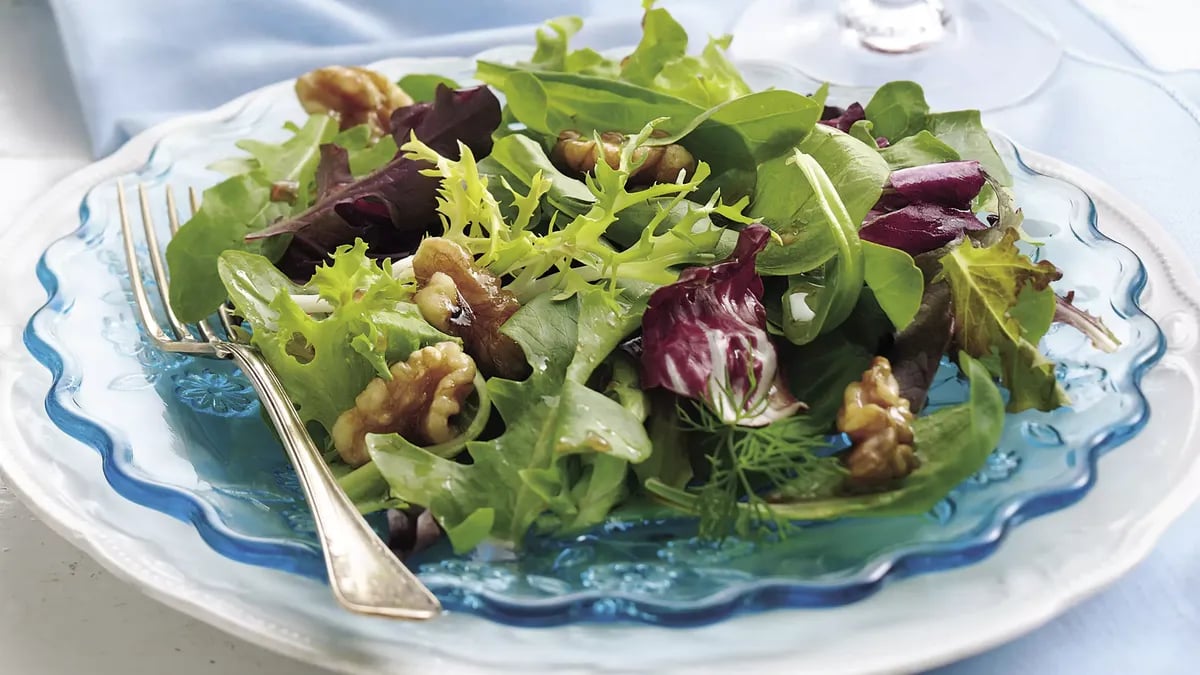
[776,150,865,345]
[862,240,923,330]
[878,130,960,169]
[863,81,1011,184]
[397,74,462,103]
[753,124,889,275]
[864,81,929,141]
[925,110,1012,184]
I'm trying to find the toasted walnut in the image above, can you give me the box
[551,130,697,186]
[295,65,413,135]
[331,342,476,467]
[836,356,919,489]
[412,237,529,380]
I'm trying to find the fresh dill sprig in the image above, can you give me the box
[677,403,846,540]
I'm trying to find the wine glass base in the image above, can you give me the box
[730,0,1063,111]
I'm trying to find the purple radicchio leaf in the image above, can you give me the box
[640,223,804,427]
[859,160,989,256]
[1054,291,1120,353]
[249,84,501,279]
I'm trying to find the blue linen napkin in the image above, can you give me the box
[47,0,738,157]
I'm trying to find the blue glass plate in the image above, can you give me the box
[22,69,1164,626]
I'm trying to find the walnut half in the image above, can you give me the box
[412,237,528,380]
[295,65,413,135]
[836,356,919,489]
[331,342,476,467]
[551,130,697,186]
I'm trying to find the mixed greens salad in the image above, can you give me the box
[164,3,1119,553]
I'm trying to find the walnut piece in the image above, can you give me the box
[836,356,919,489]
[551,130,697,186]
[412,237,529,380]
[331,341,476,467]
[295,65,413,135]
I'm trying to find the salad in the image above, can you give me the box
[164,3,1119,554]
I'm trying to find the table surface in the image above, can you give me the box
[1,1,1197,674]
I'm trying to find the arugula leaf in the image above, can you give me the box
[753,124,890,275]
[862,241,923,329]
[367,288,652,551]
[938,231,1069,412]
[878,130,960,169]
[218,241,449,435]
[635,393,695,490]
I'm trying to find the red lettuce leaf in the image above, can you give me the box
[860,160,988,256]
[860,203,987,255]
[249,85,501,278]
[819,102,866,133]
[640,224,803,426]
[887,160,985,209]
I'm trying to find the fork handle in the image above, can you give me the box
[223,342,442,619]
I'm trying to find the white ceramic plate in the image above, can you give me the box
[3,54,1200,674]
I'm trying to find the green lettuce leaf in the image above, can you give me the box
[167,115,348,322]
[218,240,449,435]
[938,231,1069,412]
[367,288,652,552]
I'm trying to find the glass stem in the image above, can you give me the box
[837,0,950,54]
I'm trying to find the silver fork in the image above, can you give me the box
[117,183,441,620]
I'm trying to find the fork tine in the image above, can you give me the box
[117,182,176,349]
[138,184,196,342]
